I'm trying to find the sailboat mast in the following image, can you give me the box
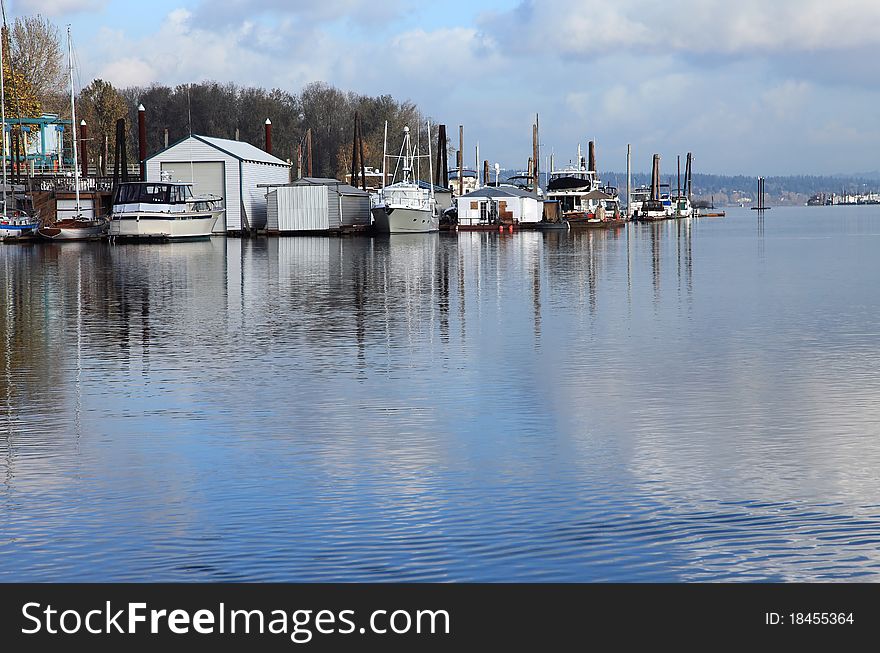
[382,120,387,189]
[427,120,434,203]
[0,9,7,216]
[68,25,81,215]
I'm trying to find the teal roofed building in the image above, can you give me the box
[3,114,73,171]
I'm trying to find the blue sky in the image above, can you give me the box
[14,0,880,175]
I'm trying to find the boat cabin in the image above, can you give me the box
[547,168,597,192]
[113,182,217,213]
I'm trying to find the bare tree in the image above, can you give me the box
[79,79,127,174]
[10,14,65,114]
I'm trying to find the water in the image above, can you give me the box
[2,205,880,582]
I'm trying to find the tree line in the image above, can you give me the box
[2,13,436,181]
[116,81,431,180]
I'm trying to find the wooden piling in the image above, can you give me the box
[79,120,88,179]
[138,104,147,179]
[264,118,272,155]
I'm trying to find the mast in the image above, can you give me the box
[381,120,387,189]
[402,126,411,184]
[458,125,463,196]
[626,144,632,218]
[427,120,434,204]
[475,141,479,189]
[67,25,81,216]
[0,9,6,216]
[533,114,540,194]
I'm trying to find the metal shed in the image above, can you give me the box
[145,134,291,234]
[264,178,371,233]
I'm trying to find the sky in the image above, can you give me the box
[13,0,880,175]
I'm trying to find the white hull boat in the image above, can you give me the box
[38,218,107,240]
[372,202,438,234]
[109,182,223,240]
[0,218,38,239]
[109,211,220,239]
[371,123,439,234]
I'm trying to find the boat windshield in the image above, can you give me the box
[115,183,192,204]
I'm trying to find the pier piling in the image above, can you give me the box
[79,120,88,179]
[264,118,272,155]
[138,104,146,179]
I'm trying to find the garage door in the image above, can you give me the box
[161,161,226,233]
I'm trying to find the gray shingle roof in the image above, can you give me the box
[460,185,539,200]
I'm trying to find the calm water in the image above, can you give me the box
[2,206,880,582]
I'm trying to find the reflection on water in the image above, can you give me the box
[2,206,880,581]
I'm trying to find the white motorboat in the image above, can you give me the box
[628,186,651,217]
[109,181,223,240]
[545,144,621,219]
[371,124,439,234]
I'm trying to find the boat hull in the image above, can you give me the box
[633,212,669,222]
[371,206,438,233]
[109,211,220,240]
[566,217,627,229]
[38,219,107,241]
[0,223,38,239]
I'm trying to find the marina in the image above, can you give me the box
[3,1,880,613]
[3,206,880,581]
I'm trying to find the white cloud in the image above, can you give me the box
[191,0,402,27]
[760,80,812,120]
[15,0,106,15]
[86,9,335,90]
[98,57,156,87]
[66,1,880,174]
[483,0,880,57]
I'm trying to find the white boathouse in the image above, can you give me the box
[144,134,291,233]
[456,186,542,227]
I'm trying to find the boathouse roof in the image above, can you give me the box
[292,177,369,196]
[146,134,290,166]
[460,186,540,200]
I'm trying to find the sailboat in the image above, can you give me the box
[370,122,439,233]
[0,1,38,240]
[37,26,107,241]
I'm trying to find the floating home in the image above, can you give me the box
[145,134,291,234]
[263,178,371,234]
[456,186,542,228]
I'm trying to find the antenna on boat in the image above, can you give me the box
[67,25,82,217]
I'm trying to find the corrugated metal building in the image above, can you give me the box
[144,134,291,233]
[264,178,370,233]
[456,186,542,226]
